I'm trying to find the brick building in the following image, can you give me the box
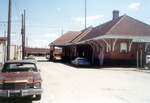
[50,10,150,67]
[25,48,50,57]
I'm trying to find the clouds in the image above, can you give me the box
[71,15,104,25]
[129,2,140,10]
[56,8,61,11]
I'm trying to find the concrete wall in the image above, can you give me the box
[10,45,18,60]
[0,43,3,66]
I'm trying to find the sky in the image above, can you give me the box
[0,0,150,48]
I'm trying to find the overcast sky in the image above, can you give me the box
[0,0,150,48]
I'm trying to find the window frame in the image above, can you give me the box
[120,42,127,53]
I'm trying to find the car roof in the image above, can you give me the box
[25,57,35,59]
[5,60,36,64]
[76,57,86,59]
[77,57,85,59]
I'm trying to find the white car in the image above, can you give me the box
[71,57,90,66]
[24,56,37,63]
[146,55,150,69]
[46,55,50,59]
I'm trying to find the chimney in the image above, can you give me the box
[113,10,119,20]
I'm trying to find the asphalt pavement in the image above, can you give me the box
[0,57,150,103]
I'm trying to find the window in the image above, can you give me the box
[120,43,127,53]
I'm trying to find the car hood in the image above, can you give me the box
[0,72,40,83]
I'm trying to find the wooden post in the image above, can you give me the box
[137,51,139,68]
[7,0,12,60]
[140,50,143,67]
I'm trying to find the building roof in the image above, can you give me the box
[71,26,93,43]
[25,48,50,53]
[51,31,81,45]
[80,15,150,42]
[78,15,122,41]
[107,15,150,36]
[51,13,150,46]
[0,37,7,40]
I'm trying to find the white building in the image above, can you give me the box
[0,37,7,66]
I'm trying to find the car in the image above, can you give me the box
[146,55,150,69]
[0,60,43,100]
[71,57,90,66]
[46,55,50,59]
[24,56,37,63]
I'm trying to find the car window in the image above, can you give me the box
[25,58,35,60]
[78,58,87,61]
[2,63,37,72]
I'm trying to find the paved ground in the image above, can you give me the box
[1,57,150,103]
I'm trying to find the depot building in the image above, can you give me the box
[49,10,150,67]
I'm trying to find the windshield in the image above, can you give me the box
[78,58,87,62]
[2,63,37,73]
[24,58,35,60]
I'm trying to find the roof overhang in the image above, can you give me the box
[49,43,67,46]
[76,35,150,44]
[50,35,150,46]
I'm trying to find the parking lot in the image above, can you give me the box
[1,57,150,103]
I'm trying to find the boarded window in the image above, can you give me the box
[120,43,127,53]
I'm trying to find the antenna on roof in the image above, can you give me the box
[62,30,63,36]
[85,0,87,29]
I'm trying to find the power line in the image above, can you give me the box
[0,21,21,23]
[85,0,87,29]
[13,0,20,20]
[28,25,83,29]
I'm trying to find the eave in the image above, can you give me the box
[75,35,150,45]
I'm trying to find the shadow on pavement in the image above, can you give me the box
[37,60,49,62]
[0,97,40,103]
[36,58,148,72]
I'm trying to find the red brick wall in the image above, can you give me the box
[104,39,144,60]
[95,39,146,66]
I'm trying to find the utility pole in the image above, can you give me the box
[21,10,26,60]
[85,0,87,29]
[23,10,26,59]
[7,0,12,60]
[21,14,24,60]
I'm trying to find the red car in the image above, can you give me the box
[0,60,43,100]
